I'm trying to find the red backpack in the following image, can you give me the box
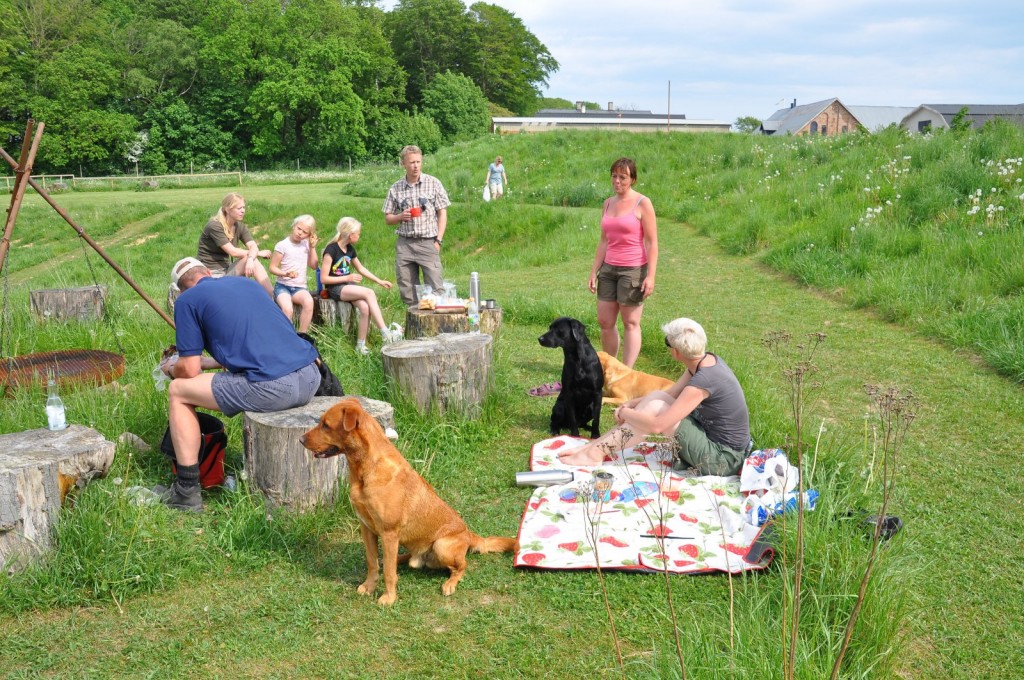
[159,412,228,489]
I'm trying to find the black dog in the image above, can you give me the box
[538,317,603,438]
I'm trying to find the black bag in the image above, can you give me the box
[160,412,228,489]
[298,332,345,397]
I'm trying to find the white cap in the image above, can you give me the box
[171,257,205,286]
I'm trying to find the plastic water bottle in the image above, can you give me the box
[45,374,67,431]
[468,272,481,334]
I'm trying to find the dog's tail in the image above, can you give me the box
[469,534,520,554]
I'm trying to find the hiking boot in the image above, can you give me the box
[154,482,204,513]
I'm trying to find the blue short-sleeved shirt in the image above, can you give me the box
[174,276,317,381]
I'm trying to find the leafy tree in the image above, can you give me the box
[421,71,490,142]
[365,109,442,161]
[734,116,762,133]
[140,95,236,173]
[386,0,476,107]
[29,44,137,173]
[950,106,972,133]
[537,97,573,109]
[465,3,557,115]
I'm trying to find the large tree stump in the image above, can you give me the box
[30,285,107,322]
[381,333,492,417]
[404,306,503,339]
[243,395,394,512]
[314,298,356,334]
[0,425,115,574]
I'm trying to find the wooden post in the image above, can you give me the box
[381,333,492,417]
[30,285,107,322]
[404,306,502,339]
[0,425,115,574]
[243,395,394,512]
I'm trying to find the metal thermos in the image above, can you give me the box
[515,470,574,487]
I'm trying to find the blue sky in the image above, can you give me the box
[464,0,1023,123]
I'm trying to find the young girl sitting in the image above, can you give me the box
[269,214,319,332]
[321,216,400,354]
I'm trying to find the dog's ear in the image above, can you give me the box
[570,319,585,344]
[340,404,358,432]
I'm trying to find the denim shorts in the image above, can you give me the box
[596,263,647,306]
[211,362,321,417]
[274,282,308,299]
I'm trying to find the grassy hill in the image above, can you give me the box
[1,126,1022,678]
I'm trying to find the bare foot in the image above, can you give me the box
[557,445,606,466]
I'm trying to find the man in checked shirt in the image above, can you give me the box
[383,145,451,306]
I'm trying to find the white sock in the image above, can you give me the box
[356,339,366,349]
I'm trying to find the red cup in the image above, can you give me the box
[409,206,422,217]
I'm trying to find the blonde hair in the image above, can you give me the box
[661,318,707,360]
[291,214,316,233]
[328,216,362,245]
[213,192,245,242]
[400,145,422,162]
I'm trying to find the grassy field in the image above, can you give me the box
[1,128,1023,678]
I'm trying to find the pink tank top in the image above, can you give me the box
[601,196,648,267]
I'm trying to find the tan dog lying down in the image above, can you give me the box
[597,351,676,405]
[301,398,519,605]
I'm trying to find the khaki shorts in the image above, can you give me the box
[596,263,647,306]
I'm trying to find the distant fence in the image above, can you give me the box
[2,171,243,191]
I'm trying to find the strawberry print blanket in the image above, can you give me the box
[514,436,775,574]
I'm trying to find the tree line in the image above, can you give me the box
[0,0,558,175]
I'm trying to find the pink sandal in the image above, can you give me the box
[527,382,561,397]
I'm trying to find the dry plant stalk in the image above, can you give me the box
[576,476,625,675]
[602,430,688,679]
[762,330,826,680]
[830,385,916,679]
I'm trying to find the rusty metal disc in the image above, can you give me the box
[0,349,125,391]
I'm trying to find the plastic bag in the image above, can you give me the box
[483,184,491,202]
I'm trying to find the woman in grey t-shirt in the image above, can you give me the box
[557,317,750,476]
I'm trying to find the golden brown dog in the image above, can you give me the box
[300,398,519,606]
[597,351,676,405]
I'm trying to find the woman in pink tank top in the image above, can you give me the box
[588,157,659,367]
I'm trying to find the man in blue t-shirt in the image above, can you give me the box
[159,257,321,511]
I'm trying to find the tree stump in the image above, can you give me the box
[243,395,394,512]
[404,306,503,339]
[381,333,492,417]
[0,425,115,574]
[315,298,357,334]
[30,285,107,322]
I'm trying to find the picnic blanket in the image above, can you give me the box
[514,436,781,574]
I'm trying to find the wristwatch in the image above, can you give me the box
[434,238,443,245]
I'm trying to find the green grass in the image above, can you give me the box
[2,127,1024,677]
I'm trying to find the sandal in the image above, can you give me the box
[527,382,561,397]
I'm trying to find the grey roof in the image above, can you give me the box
[761,98,837,134]
[846,106,917,131]
[534,108,691,122]
[904,104,1024,129]
[921,104,1024,115]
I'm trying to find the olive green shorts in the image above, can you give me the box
[596,263,647,306]
[672,415,745,477]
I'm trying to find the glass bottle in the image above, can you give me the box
[468,272,480,333]
[46,373,67,431]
